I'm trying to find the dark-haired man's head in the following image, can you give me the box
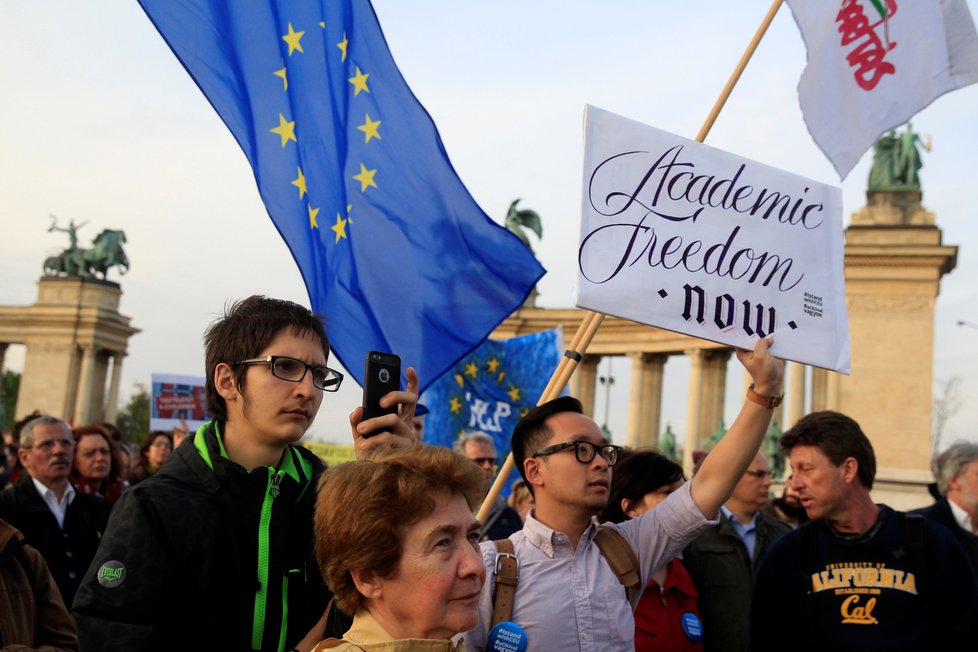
[782,411,876,521]
[204,295,330,424]
[512,396,619,519]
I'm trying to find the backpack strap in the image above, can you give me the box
[491,539,519,626]
[594,525,642,609]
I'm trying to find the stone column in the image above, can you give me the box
[810,368,828,412]
[786,361,806,429]
[697,350,731,439]
[683,350,705,475]
[571,355,600,418]
[626,353,666,449]
[825,370,841,411]
[105,352,124,423]
[73,345,97,426]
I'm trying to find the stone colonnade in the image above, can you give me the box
[0,277,139,425]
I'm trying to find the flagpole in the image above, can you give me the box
[477,0,785,525]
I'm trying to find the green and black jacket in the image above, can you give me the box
[74,422,347,651]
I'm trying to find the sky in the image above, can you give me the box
[1,1,976,447]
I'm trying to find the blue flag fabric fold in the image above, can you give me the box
[422,327,562,493]
[137,0,545,390]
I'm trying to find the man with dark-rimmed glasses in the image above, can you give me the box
[75,295,419,651]
[464,339,784,652]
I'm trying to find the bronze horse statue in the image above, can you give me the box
[44,229,129,279]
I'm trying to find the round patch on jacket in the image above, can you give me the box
[97,560,126,588]
[681,612,703,642]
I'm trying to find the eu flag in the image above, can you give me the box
[137,0,545,390]
[422,327,563,493]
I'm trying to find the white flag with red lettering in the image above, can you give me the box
[787,0,978,179]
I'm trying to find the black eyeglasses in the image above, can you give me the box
[235,356,343,392]
[531,440,622,466]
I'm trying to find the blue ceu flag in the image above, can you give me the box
[423,328,562,489]
[137,0,545,390]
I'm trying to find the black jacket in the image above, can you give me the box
[0,476,110,606]
[911,497,978,579]
[73,423,345,651]
[682,510,790,652]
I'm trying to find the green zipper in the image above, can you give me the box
[252,468,283,649]
[193,425,312,652]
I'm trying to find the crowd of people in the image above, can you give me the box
[1,294,976,652]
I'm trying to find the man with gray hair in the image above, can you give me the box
[912,441,978,577]
[0,415,110,605]
[455,431,522,540]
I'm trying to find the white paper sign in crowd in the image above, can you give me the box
[576,105,851,373]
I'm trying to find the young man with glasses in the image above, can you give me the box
[682,451,790,651]
[0,416,111,606]
[464,339,783,651]
[74,296,419,651]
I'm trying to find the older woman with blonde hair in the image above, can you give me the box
[314,445,485,651]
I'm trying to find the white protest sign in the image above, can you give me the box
[576,105,850,373]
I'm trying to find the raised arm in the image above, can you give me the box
[689,338,784,518]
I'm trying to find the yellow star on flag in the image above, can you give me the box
[508,386,521,402]
[449,396,462,415]
[346,204,353,224]
[348,66,370,95]
[291,167,306,199]
[270,114,297,148]
[486,357,501,373]
[308,204,320,229]
[274,66,288,91]
[332,213,348,243]
[497,371,506,383]
[352,163,377,192]
[282,23,305,56]
[454,373,464,388]
[357,114,382,143]
[337,33,349,62]
[319,21,326,28]
[464,362,478,379]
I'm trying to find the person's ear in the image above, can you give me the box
[948,475,962,493]
[524,457,544,491]
[622,498,638,519]
[351,568,383,600]
[841,457,859,485]
[214,363,239,402]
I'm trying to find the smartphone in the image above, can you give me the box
[361,351,401,437]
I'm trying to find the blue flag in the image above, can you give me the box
[422,328,562,492]
[137,0,545,390]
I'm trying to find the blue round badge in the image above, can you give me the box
[681,612,703,642]
[487,621,527,652]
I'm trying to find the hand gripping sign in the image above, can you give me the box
[576,105,850,374]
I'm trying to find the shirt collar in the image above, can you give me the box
[31,476,75,505]
[522,509,595,557]
[720,505,758,530]
[947,497,976,533]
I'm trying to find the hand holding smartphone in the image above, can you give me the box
[361,351,401,438]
